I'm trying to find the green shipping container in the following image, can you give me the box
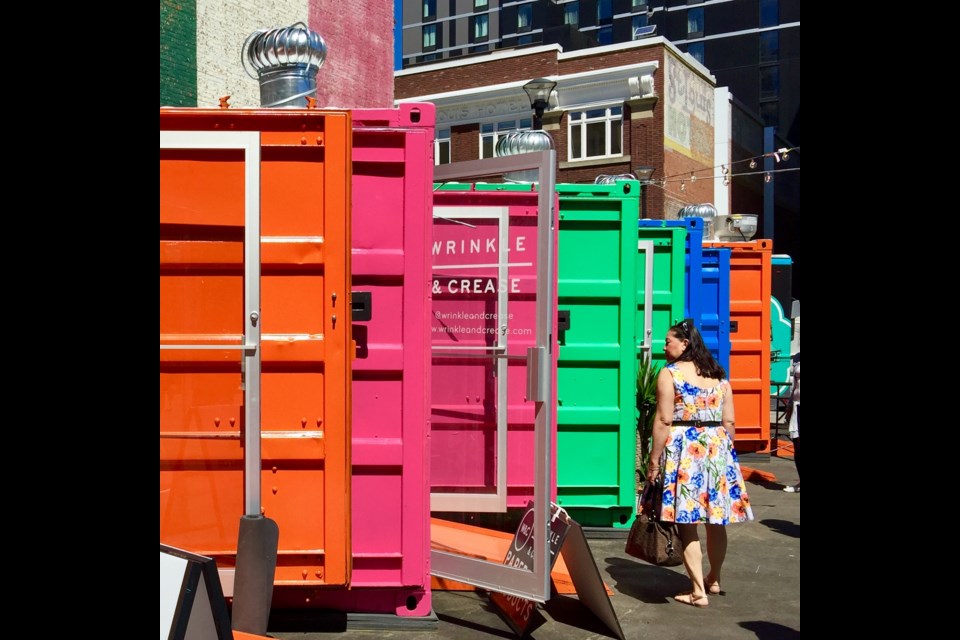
[554,181,640,528]
[636,225,687,370]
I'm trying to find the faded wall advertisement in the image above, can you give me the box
[664,53,714,156]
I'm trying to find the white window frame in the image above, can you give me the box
[436,128,451,165]
[567,106,623,162]
[479,118,533,159]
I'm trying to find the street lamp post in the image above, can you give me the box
[635,165,655,219]
[523,77,558,130]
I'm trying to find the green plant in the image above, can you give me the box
[635,355,662,492]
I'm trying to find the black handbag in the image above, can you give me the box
[625,478,683,567]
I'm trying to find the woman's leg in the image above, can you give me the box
[676,523,706,598]
[792,437,800,478]
[704,524,727,590]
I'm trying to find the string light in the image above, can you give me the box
[680,181,685,192]
[649,166,800,187]
[723,175,730,186]
[764,173,772,183]
[655,147,799,184]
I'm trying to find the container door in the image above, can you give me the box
[160,130,263,557]
[429,153,556,601]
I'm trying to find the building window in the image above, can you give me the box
[480,118,533,159]
[423,0,436,21]
[687,8,703,38]
[474,0,488,9]
[598,26,612,44]
[470,14,489,42]
[759,102,778,129]
[632,14,648,39]
[518,4,532,32]
[760,65,779,100]
[568,106,622,161]
[688,42,704,64]
[597,0,612,24]
[423,24,438,52]
[436,128,451,165]
[759,31,779,63]
[564,2,579,26]
[760,0,778,28]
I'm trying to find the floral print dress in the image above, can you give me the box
[658,364,754,525]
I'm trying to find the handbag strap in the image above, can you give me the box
[640,475,665,519]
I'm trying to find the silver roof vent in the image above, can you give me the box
[595,173,638,184]
[242,22,327,108]
[494,131,554,183]
[679,203,718,239]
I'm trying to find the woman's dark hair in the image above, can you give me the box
[670,318,727,380]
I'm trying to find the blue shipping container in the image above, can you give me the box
[700,248,732,374]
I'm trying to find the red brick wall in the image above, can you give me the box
[396,51,559,98]
[310,0,393,107]
[451,124,479,162]
[397,43,718,220]
[559,47,662,76]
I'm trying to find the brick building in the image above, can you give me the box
[396,38,730,219]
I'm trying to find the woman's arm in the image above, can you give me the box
[646,368,675,483]
[721,380,736,442]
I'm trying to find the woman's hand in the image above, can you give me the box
[646,463,661,486]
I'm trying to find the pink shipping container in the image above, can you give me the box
[430,188,559,510]
[274,104,435,616]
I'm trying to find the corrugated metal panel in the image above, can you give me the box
[160,108,353,587]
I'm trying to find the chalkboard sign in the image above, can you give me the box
[489,502,571,635]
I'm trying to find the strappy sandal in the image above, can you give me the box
[673,592,709,608]
[705,577,722,595]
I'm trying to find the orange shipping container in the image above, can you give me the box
[160,108,353,589]
[703,240,771,455]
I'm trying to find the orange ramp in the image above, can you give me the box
[430,518,613,596]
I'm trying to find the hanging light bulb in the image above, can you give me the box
[680,181,686,192]
[721,165,729,175]
[749,159,757,169]
[723,175,730,186]
[690,174,697,182]
[764,173,772,183]
[782,151,790,161]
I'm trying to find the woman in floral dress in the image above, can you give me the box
[645,319,754,608]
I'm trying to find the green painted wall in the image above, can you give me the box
[160,0,197,107]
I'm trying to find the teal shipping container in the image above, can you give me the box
[770,255,793,394]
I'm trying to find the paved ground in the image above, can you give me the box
[267,454,800,640]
